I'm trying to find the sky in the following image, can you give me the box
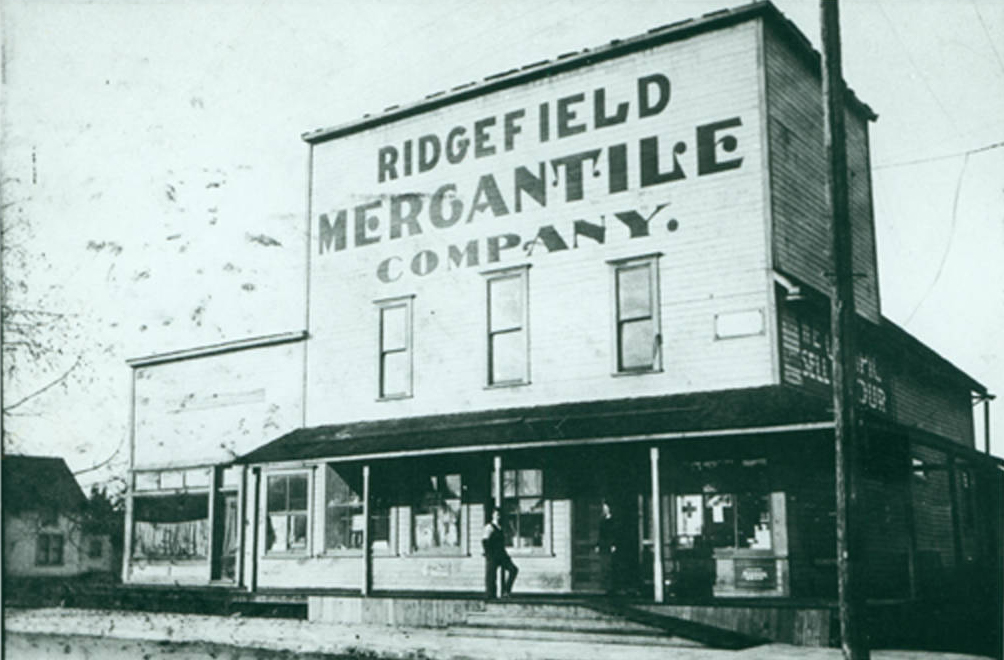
[1,0,1002,492]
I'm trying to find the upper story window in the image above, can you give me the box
[266,472,309,554]
[485,266,529,386]
[610,254,662,373]
[376,296,414,399]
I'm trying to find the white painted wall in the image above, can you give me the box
[132,341,305,470]
[307,22,773,427]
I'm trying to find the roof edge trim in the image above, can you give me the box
[239,420,835,466]
[127,330,308,368]
[303,2,873,146]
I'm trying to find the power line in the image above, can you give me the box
[903,151,971,325]
[873,139,1004,170]
[875,0,960,139]
[971,1,1004,82]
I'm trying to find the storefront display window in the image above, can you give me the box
[266,473,309,553]
[412,473,462,551]
[325,465,364,551]
[132,493,210,559]
[501,468,544,549]
[673,459,772,551]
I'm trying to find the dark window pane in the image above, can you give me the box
[290,514,308,548]
[288,475,308,511]
[267,476,287,512]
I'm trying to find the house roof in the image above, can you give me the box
[2,455,87,514]
[236,385,834,465]
[301,1,876,146]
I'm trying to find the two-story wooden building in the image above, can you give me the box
[121,1,1002,647]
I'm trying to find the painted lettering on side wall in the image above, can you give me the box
[786,310,891,415]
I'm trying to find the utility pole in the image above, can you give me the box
[820,1,869,658]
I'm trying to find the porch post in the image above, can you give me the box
[493,454,503,599]
[362,463,372,596]
[121,485,134,584]
[650,446,664,603]
[493,455,503,510]
[237,465,247,589]
[207,467,219,583]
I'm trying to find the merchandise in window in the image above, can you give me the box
[325,465,364,551]
[612,256,661,372]
[132,493,210,560]
[266,473,309,553]
[412,474,462,551]
[673,459,772,551]
[500,469,544,549]
[378,297,413,399]
[486,267,528,385]
[36,533,64,566]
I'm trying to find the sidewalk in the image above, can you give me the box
[4,607,994,660]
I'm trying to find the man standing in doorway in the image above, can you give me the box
[483,506,518,599]
[595,501,622,595]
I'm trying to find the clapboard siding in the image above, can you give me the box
[911,445,955,583]
[306,22,774,427]
[764,22,880,322]
[889,359,973,444]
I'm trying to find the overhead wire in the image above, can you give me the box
[874,139,1004,170]
[902,151,971,325]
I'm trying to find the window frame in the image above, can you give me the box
[497,468,550,555]
[321,463,398,556]
[375,295,415,400]
[483,265,530,388]
[609,253,663,375]
[264,470,311,556]
[36,532,65,566]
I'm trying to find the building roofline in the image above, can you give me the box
[301,1,876,147]
[126,330,308,368]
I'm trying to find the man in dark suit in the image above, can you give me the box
[483,506,518,598]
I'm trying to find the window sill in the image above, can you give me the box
[711,548,776,558]
[484,380,530,390]
[262,551,310,560]
[612,368,663,378]
[406,549,469,559]
[506,547,552,557]
[129,557,208,564]
[321,549,364,558]
[377,394,413,402]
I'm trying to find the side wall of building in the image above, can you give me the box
[764,21,881,323]
[3,511,87,578]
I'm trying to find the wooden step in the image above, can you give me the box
[464,612,663,634]
[480,602,613,619]
[447,625,705,647]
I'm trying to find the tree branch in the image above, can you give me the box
[3,355,82,413]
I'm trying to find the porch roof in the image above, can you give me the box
[236,385,833,466]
